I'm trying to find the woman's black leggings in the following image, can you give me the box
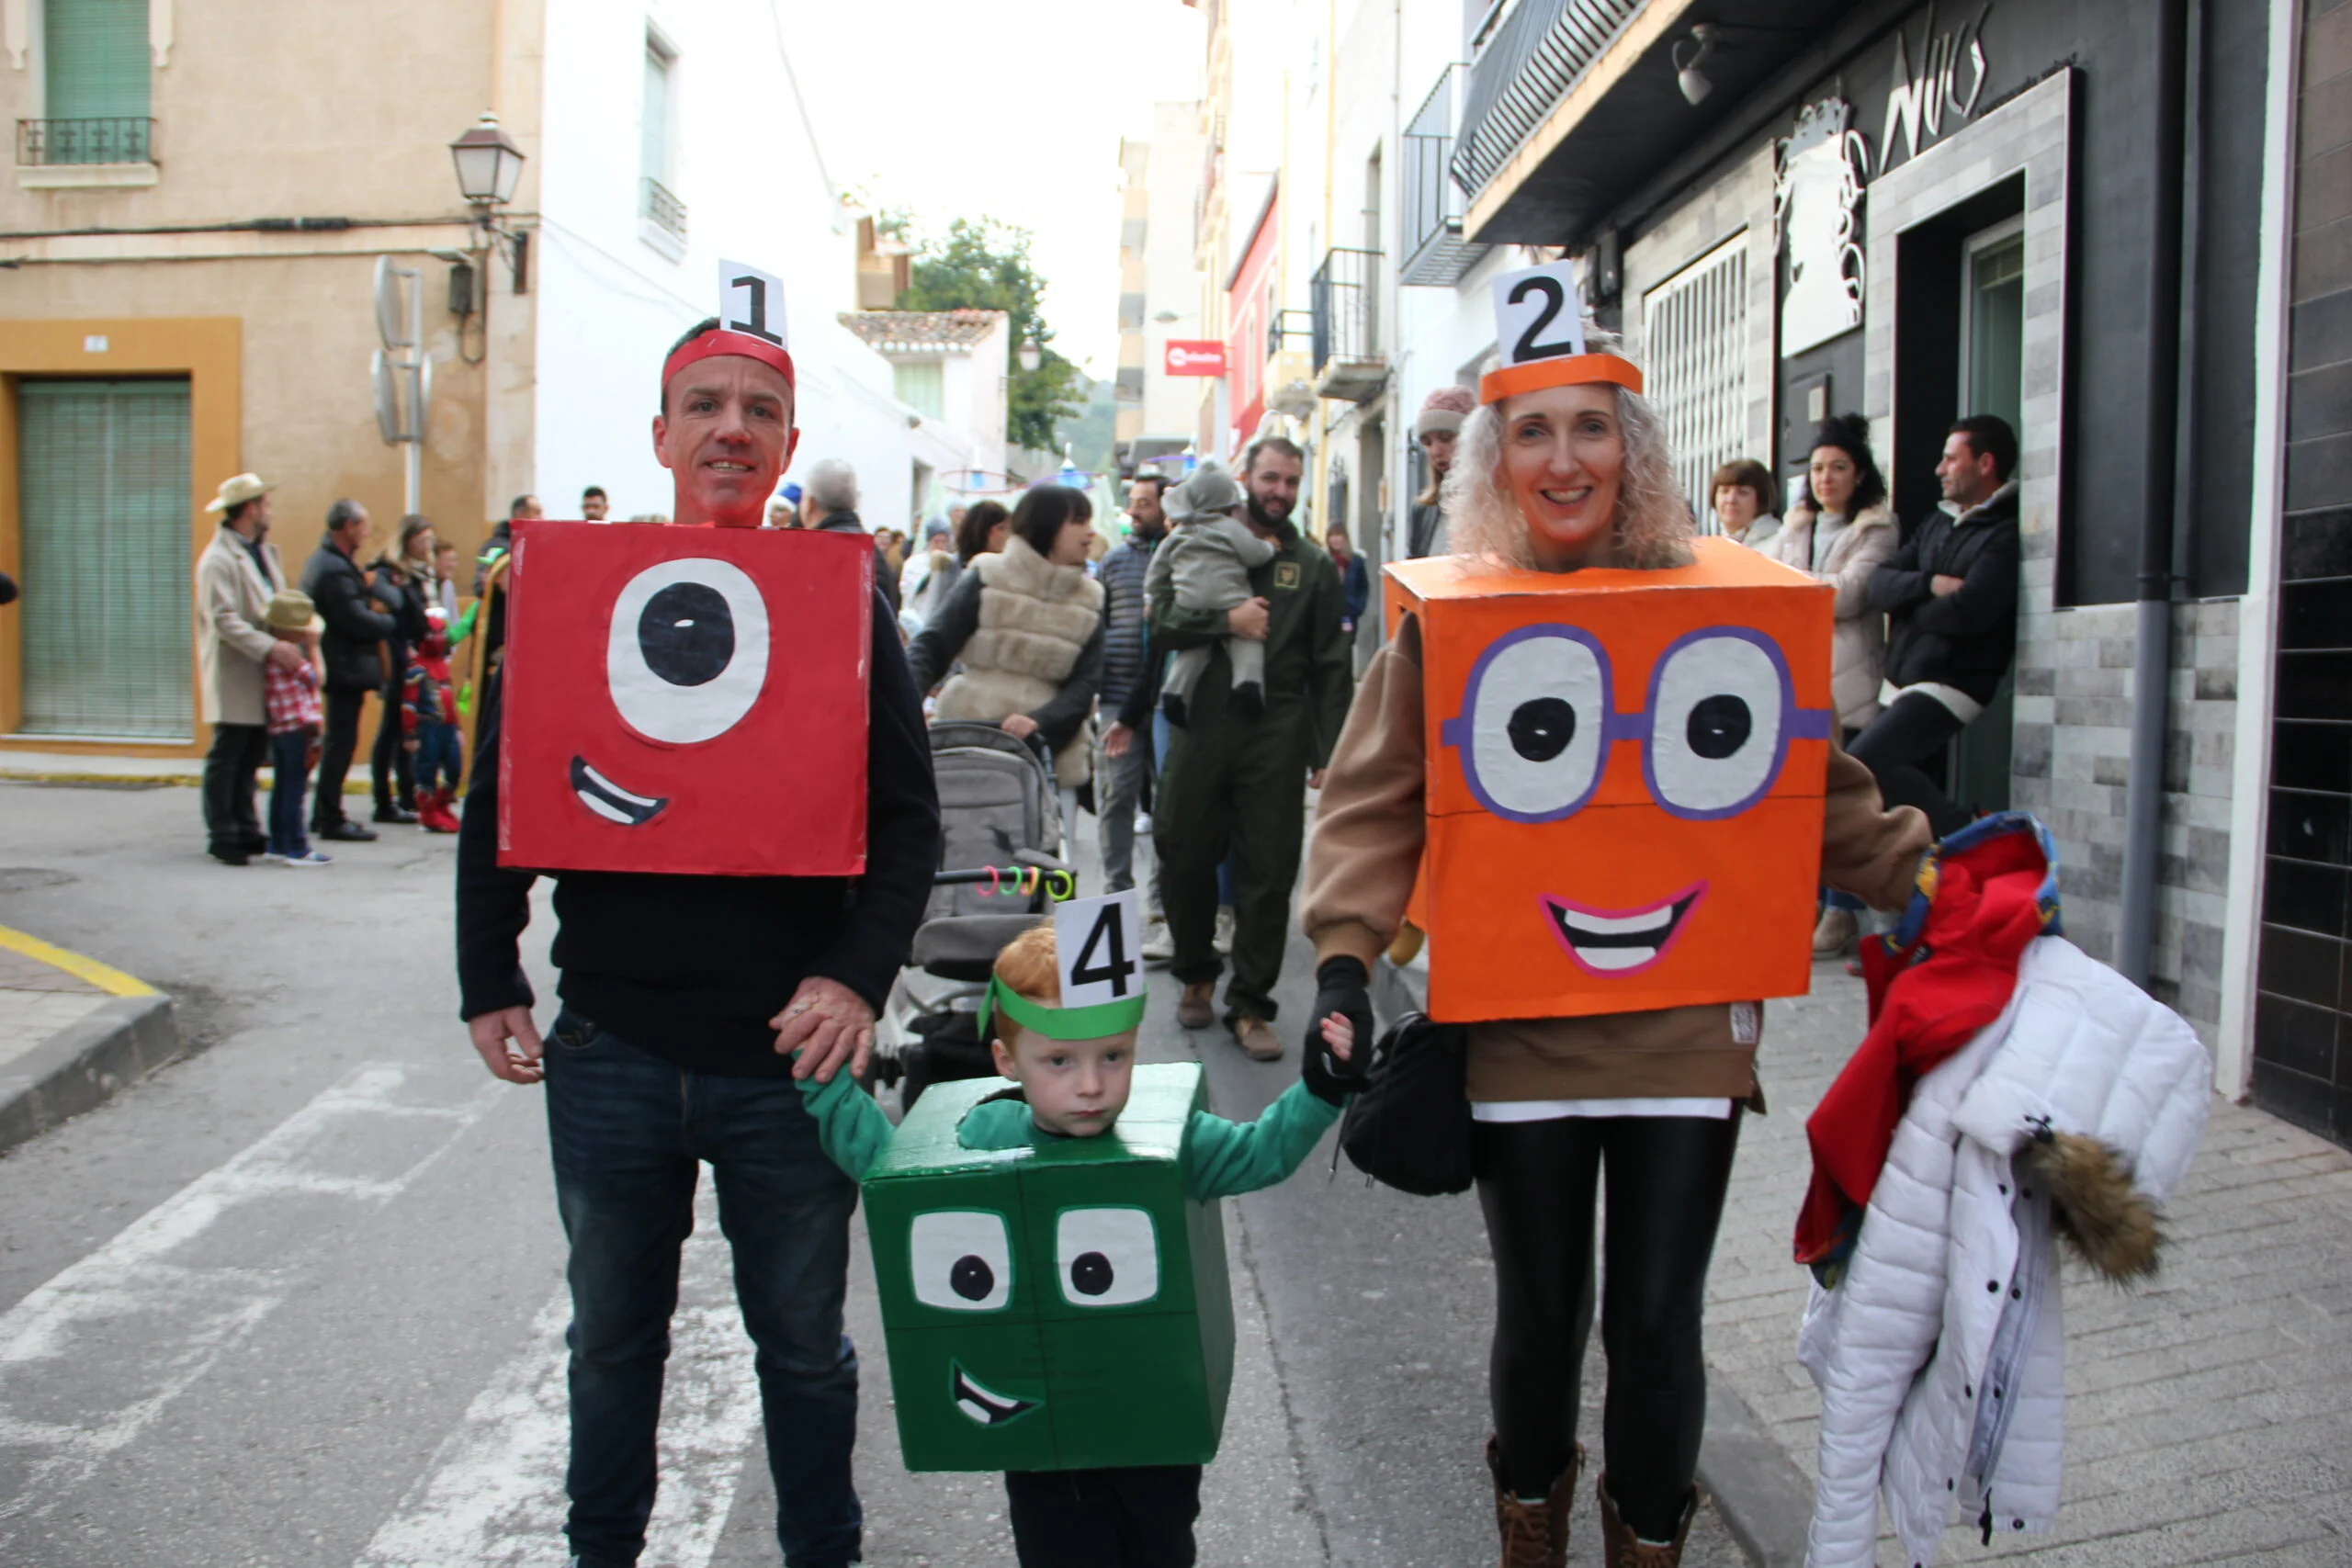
[1475,1111,1742,1541]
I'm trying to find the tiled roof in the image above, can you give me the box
[837,309,1005,354]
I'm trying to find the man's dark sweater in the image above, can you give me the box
[456,589,941,1076]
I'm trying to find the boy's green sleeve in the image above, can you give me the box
[795,1068,895,1179]
[1182,1080,1343,1201]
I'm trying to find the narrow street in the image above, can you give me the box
[0,778,1750,1567]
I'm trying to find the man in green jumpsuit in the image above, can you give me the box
[1149,436,1355,1060]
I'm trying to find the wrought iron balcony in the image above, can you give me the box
[16,117,154,167]
[1402,63,1490,288]
[640,176,687,243]
[1453,0,1642,204]
[1310,247,1385,403]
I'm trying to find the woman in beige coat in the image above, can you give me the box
[1765,414,1896,955]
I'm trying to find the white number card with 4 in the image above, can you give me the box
[1053,889,1144,1010]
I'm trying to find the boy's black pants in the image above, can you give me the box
[1003,1464,1201,1567]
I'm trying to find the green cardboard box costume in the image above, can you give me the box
[797,1045,1338,1472]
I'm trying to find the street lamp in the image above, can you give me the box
[449,111,526,207]
[1018,333,1043,374]
[448,111,529,294]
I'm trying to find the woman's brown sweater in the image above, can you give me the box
[1300,614,1931,1103]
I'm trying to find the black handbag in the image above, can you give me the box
[1337,1010,1474,1196]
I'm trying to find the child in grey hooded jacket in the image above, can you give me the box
[1148,461,1276,723]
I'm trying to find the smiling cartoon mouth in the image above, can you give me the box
[570,756,669,828]
[1539,882,1707,976]
[951,1361,1041,1427]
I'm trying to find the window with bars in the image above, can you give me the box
[1640,235,1751,531]
[26,0,153,166]
[16,378,193,739]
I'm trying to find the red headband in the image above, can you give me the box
[1479,353,1644,404]
[662,329,797,394]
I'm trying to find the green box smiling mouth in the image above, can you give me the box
[952,1360,1042,1427]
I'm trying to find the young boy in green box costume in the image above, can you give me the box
[796,917,1359,1567]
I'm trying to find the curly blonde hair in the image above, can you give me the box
[1439,339,1693,572]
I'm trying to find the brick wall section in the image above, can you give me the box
[2011,600,2240,1047]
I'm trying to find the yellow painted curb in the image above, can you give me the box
[0,924,159,998]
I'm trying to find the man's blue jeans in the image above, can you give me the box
[544,1010,862,1568]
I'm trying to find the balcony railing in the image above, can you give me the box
[1453,0,1641,203]
[16,117,154,167]
[1402,63,1490,287]
[1310,247,1385,403]
[640,175,688,243]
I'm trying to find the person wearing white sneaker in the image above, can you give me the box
[279,849,333,868]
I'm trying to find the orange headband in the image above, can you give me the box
[661,330,797,394]
[1478,353,1644,404]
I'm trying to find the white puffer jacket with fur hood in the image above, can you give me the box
[1798,935,2211,1566]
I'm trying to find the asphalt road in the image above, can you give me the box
[0,778,1745,1567]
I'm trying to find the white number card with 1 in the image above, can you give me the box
[718,258,788,349]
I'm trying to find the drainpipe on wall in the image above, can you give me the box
[2118,0,2191,990]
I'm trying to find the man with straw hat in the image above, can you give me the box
[196,472,303,865]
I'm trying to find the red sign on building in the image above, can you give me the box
[1163,340,1227,377]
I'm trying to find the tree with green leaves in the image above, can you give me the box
[894,216,1085,452]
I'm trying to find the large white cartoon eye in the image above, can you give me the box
[1055,1208,1159,1307]
[1646,632,1786,818]
[909,1211,1012,1312]
[1461,629,1608,822]
[605,558,769,744]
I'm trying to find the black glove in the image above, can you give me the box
[1301,954,1374,1106]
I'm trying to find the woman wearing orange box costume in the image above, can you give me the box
[1300,265,1931,1568]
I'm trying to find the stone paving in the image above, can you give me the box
[0,945,108,1072]
[1709,958,2352,1566]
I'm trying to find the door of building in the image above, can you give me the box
[1945,217,2025,818]
[15,378,194,739]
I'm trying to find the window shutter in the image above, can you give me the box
[17,379,193,739]
[44,0,151,121]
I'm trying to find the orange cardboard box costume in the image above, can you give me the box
[1387,537,1836,1022]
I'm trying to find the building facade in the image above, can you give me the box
[0,0,954,762]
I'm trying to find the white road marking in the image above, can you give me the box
[355,1185,760,1568]
[0,1064,498,1520]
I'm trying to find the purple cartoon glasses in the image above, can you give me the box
[1437,625,1834,824]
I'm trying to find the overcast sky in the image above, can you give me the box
[782,0,1204,381]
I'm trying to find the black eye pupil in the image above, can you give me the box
[950,1255,995,1301]
[1689,694,1752,759]
[1508,697,1577,762]
[1069,1251,1114,1296]
[639,582,735,686]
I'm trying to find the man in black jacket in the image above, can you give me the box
[1853,414,2022,839]
[458,317,939,1568]
[300,499,398,842]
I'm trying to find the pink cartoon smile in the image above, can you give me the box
[1538,882,1708,976]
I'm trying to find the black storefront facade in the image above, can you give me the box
[1452,0,2340,1135]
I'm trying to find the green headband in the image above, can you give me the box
[978,975,1148,1044]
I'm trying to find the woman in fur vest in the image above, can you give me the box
[907,485,1106,820]
[1300,330,1928,1568]
[1762,413,1897,958]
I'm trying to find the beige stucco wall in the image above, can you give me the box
[0,0,545,750]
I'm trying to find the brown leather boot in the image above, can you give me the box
[1176,978,1216,1029]
[1595,1474,1698,1568]
[1486,1435,1580,1568]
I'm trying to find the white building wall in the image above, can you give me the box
[529,0,918,530]
[1144,100,1209,440]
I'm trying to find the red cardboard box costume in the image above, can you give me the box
[497,520,873,877]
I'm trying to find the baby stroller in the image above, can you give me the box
[875,720,1073,1108]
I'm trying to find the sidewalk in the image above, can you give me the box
[0,925,178,1154]
[1385,950,2352,1566]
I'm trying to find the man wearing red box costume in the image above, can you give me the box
[1300,262,1930,1568]
[455,261,940,1568]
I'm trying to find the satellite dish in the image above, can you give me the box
[374,256,412,351]
[371,350,401,445]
